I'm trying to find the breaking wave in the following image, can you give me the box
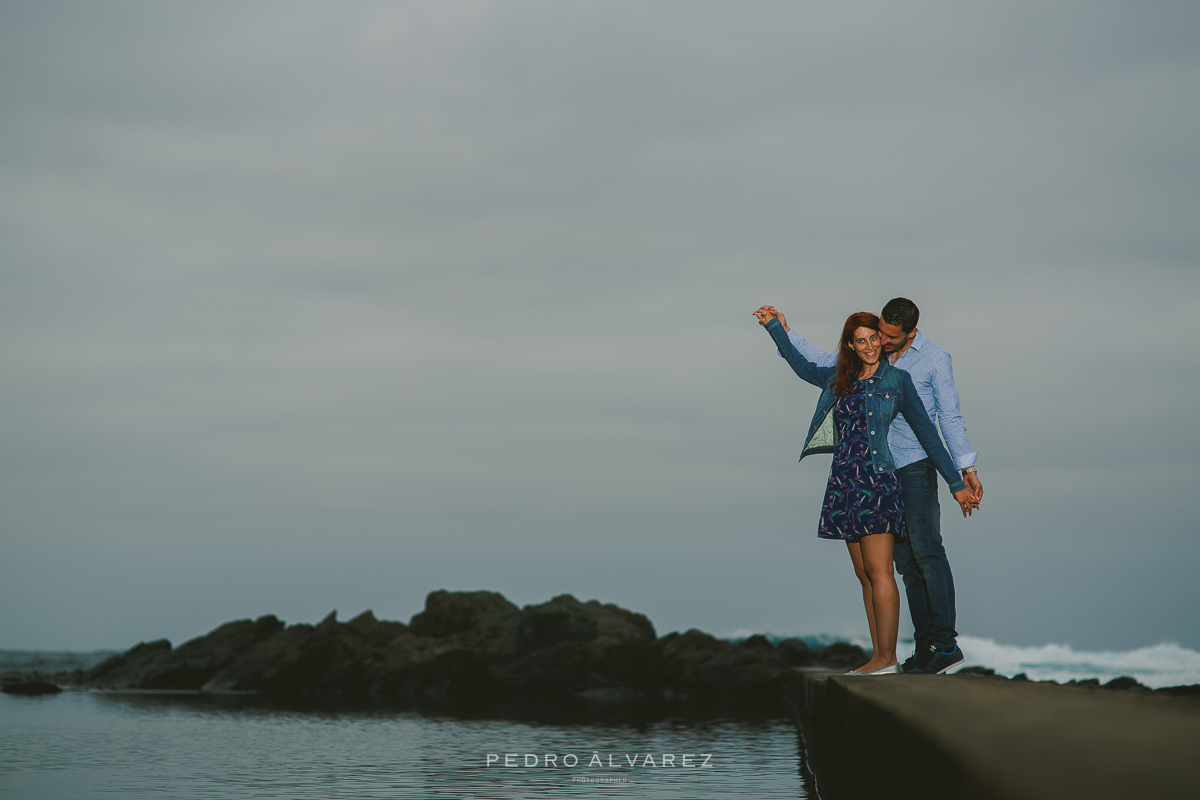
[737,633,1200,687]
[951,636,1200,688]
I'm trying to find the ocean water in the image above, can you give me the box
[951,636,1200,688]
[0,650,117,673]
[5,637,1197,799]
[778,635,1200,687]
[0,691,809,800]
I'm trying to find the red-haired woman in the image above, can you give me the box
[754,307,976,674]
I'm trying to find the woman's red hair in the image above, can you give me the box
[834,312,882,397]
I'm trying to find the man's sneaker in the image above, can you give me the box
[908,642,964,675]
[901,642,934,673]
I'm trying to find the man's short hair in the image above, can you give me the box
[881,297,920,333]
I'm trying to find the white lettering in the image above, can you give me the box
[682,754,694,767]
[641,754,658,767]
[505,754,517,767]
[625,754,638,767]
[589,752,603,767]
[486,754,499,767]
[662,754,676,767]
[564,754,578,767]
[701,754,713,768]
[545,754,558,768]
[525,754,538,767]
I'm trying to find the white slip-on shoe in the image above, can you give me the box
[865,662,902,674]
[845,662,901,675]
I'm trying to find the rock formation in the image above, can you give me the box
[76,590,868,710]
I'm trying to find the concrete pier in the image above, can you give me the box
[793,673,1200,800]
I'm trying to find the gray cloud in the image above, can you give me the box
[2,1,1198,652]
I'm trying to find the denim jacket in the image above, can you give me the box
[764,318,966,494]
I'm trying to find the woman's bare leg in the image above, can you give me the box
[856,533,900,671]
[846,540,879,670]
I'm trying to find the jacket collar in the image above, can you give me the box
[824,353,896,392]
[845,356,893,384]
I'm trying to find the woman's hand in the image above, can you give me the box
[753,305,780,325]
[753,305,790,330]
[964,471,984,503]
[952,488,979,518]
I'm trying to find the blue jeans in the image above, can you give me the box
[894,459,957,650]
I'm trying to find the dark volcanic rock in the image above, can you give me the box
[777,638,814,667]
[814,641,869,671]
[204,621,343,694]
[86,638,172,687]
[738,634,774,651]
[346,610,409,646]
[1154,683,1200,701]
[87,616,285,690]
[645,629,791,705]
[410,590,518,637]
[489,594,656,699]
[679,644,789,704]
[1,676,62,695]
[79,591,890,713]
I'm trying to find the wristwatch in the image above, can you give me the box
[962,466,977,475]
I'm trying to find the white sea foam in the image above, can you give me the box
[951,636,1200,688]
[739,633,1200,688]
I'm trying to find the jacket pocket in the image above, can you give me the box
[866,389,899,421]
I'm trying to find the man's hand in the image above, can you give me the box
[952,488,978,518]
[753,305,789,331]
[753,305,780,325]
[964,471,983,504]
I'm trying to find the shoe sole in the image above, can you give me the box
[928,655,965,674]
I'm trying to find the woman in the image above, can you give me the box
[754,307,976,674]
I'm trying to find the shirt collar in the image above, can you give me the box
[893,331,924,362]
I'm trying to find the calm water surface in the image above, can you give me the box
[0,692,809,799]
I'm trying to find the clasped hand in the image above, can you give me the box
[753,305,786,328]
[953,488,981,517]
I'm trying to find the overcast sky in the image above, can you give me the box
[2,1,1198,653]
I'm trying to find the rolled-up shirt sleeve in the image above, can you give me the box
[930,351,978,470]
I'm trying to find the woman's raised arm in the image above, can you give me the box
[756,310,836,390]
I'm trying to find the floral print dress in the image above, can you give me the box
[817,379,906,541]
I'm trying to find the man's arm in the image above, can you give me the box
[769,309,838,368]
[786,329,837,368]
[929,350,978,471]
[897,372,967,494]
[762,318,836,390]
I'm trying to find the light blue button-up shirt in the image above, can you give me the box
[785,329,978,471]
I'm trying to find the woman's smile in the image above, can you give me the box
[851,326,881,365]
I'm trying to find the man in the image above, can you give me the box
[766,298,982,674]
